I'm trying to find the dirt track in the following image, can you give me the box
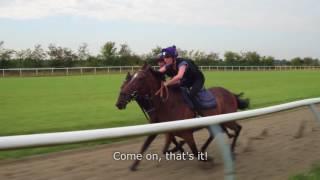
[1,106,320,180]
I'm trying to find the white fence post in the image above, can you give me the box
[209,125,235,180]
[309,104,320,124]
[2,69,4,77]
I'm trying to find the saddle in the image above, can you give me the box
[181,87,217,110]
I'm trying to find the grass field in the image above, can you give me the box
[290,164,320,180]
[0,70,320,159]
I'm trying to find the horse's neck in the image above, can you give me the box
[144,73,191,120]
[135,96,157,122]
[152,87,186,114]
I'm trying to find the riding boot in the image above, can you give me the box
[181,87,203,116]
[189,95,203,116]
[180,87,195,109]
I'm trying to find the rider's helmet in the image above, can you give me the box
[161,45,178,58]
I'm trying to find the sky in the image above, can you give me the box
[0,0,319,59]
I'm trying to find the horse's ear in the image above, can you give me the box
[142,62,148,70]
[125,72,132,81]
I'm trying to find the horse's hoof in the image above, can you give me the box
[200,155,214,162]
[206,155,214,162]
[231,152,237,160]
[130,166,138,171]
[162,151,168,155]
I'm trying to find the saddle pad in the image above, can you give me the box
[195,88,217,109]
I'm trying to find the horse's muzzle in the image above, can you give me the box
[116,102,126,109]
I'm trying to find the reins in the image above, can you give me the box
[155,81,169,102]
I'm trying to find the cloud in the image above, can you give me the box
[0,0,319,32]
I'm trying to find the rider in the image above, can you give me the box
[158,45,205,111]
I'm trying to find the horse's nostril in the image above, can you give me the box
[116,102,126,109]
[116,103,121,108]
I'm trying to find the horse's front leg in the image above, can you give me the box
[162,134,172,154]
[130,134,157,171]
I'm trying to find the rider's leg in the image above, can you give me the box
[189,78,205,111]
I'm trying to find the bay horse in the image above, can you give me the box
[119,72,186,154]
[116,64,249,170]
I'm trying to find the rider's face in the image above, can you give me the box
[164,57,173,65]
[158,60,165,67]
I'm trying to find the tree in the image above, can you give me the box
[193,50,206,61]
[314,59,320,65]
[206,52,220,65]
[151,46,162,56]
[224,51,241,65]
[176,48,188,58]
[144,46,163,65]
[302,57,316,66]
[261,56,275,66]
[0,41,15,61]
[291,57,302,66]
[101,41,117,59]
[0,41,15,68]
[15,49,32,60]
[118,43,131,57]
[241,51,261,65]
[47,44,77,67]
[187,50,195,59]
[78,43,90,61]
[15,49,32,67]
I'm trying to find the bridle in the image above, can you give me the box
[120,69,169,122]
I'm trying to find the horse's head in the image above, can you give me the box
[116,63,163,110]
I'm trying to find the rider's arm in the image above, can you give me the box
[164,65,186,86]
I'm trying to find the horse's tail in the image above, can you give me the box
[234,92,250,110]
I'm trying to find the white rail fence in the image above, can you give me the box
[0,98,319,150]
[1,66,320,77]
[0,98,319,180]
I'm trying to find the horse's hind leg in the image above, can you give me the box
[179,132,199,157]
[130,134,157,171]
[231,124,242,153]
[221,125,235,138]
[179,131,213,162]
[224,122,242,153]
[176,140,186,153]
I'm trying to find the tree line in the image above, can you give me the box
[0,41,319,68]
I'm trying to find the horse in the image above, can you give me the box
[119,72,186,154]
[120,72,237,154]
[116,63,249,170]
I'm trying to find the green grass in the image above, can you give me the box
[0,71,320,159]
[289,164,320,180]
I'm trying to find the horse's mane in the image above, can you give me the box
[143,64,165,81]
